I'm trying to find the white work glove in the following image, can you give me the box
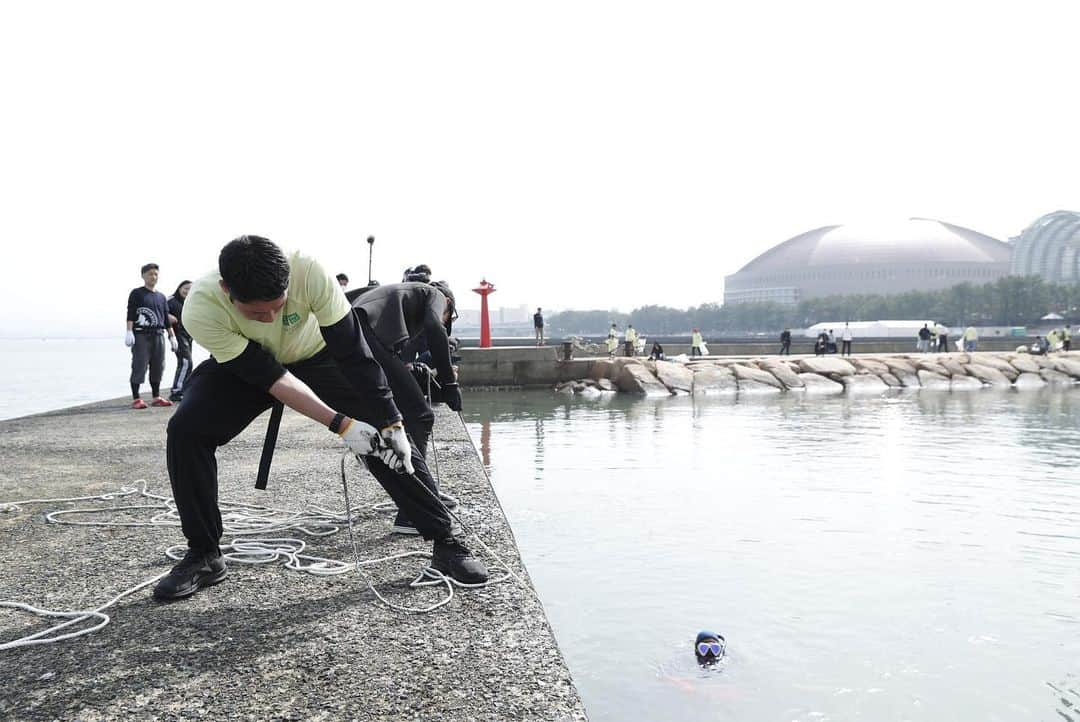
[124,330,135,347]
[378,422,415,475]
[337,417,380,456]
[169,335,178,352]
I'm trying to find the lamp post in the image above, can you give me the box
[472,279,496,348]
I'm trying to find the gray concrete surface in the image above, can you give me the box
[0,399,587,721]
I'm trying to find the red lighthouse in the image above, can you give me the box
[472,279,496,348]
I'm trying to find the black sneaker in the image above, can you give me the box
[391,511,420,535]
[153,549,227,600]
[431,537,488,584]
[168,392,183,403]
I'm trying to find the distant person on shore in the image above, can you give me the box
[1063,324,1072,352]
[779,328,791,355]
[167,280,193,402]
[827,329,836,354]
[963,326,978,352]
[335,273,349,289]
[917,324,932,353]
[607,323,619,358]
[1030,336,1047,355]
[533,307,545,346]
[649,341,665,361]
[625,325,638,356]
[125,263,177,409]
[1047,328,1062,352]
[935,323,950,353]
[815,330,828,356]
[691,328,704,357]
[840,323,853,356]
[153,235,486,601]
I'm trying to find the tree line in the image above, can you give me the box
[548,276,1080,336]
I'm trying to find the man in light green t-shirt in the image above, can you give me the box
[154,235,486,601]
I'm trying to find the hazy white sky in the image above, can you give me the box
[1,1,1078,337]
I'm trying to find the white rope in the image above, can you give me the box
[0,452,514,651]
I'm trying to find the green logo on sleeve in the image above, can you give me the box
[282,312,301,327]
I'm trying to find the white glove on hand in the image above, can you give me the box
[125,330,135,347]
[337,417,380,457]
[379,423,415,475]
[169,335,178,352]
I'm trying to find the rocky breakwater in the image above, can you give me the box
[554,353,1080,397]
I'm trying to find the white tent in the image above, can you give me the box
[802,320,936,339]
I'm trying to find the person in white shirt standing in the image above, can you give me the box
[840,322,854,356]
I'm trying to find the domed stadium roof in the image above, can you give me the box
[737,218,1011,273]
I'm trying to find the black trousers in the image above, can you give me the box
[131,331,165,397]
[171,336,193,395]
[841,340,851,355]
[166,349,451,555]
[780,341,790,355]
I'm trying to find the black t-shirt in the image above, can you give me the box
[534,313,544,328]
[127,287,169,332]
[168,296,191,342]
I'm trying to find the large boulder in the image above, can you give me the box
[798,357,857,376]
[965,364,1011,388]
[950,375,984,391]
[1009,355,1041,374]
[798,372,845,393]
[941,359,969,378]
[596,377,616,392]
[691,367,738,395]
[653,360,694,394]
[759,361,804,389]
[1052,358,1080,379]
[917,369,951,390]
[880,372,902,387]
[731,364,785,389]
[841,375,890,394]
[1040,368,1076,386]
[589,359,617,381]
[1013,372,1047,389]
[615,364,671,396]
[916,360,948,376]
[737,379,783,394]
[853,358,890,376]
[882,358,918,376]
[971,354,1019,380]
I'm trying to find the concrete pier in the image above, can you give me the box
[0,401,587,721]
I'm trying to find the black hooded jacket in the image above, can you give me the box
[351,282,453,383]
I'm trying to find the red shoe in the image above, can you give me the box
[150,397,173,407]
[131,399,148,409]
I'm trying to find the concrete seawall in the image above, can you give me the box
[0,402,587,721]
[456,342,1053,389]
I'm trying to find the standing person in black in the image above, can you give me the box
[167,280,193,402]
[352,281,463,535]
[779,328,792,355]
[125,263,178,409]
[534,307,545,346]
[154,236,486,601]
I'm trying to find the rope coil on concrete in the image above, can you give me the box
[0,450,516,651]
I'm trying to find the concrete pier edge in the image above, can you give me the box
[0,402,588,721]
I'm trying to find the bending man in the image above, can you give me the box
[351,280,463,535]
[154,236,486,600]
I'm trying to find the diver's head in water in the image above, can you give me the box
[695,630,725,666]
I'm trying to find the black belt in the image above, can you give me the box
[255,401,285,490]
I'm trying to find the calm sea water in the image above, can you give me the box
[461,390,1080,722]
[0,339,209,420]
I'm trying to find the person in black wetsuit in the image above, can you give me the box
[125,263,178,408]
[351,280,462,535]
[779,328,792,355]
[167,280,193,402]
